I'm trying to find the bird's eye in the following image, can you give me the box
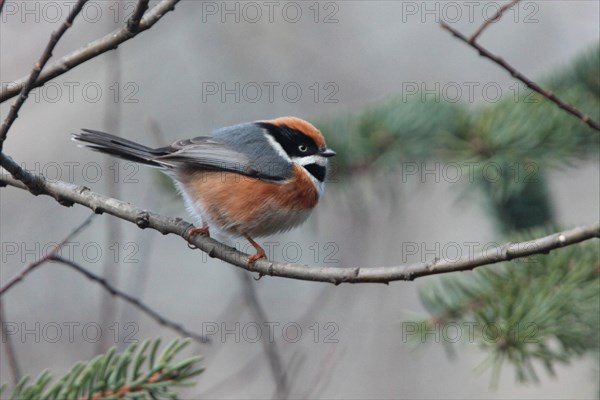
[298,144,308,152]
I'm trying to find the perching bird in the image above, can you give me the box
[72,117,335,263]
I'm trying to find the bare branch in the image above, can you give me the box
[0,214,95,296]
[0,0,180,104]
[469,0,521,43]
[0,165,207,342]
[0,0,87,151]
[127,0,151,33]
[0,213,209,343]
[440,21,600,132]
[49,255,210,344]
[2,172,598,284]
[0,152,46,194]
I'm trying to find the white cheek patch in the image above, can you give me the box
[264,132,291,162]
[292,155,327,167]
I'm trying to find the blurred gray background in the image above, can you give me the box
[1,1,599,398]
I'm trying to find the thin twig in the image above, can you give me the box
[0,302,22,384]
[49,255,210,344]
[127,0,151,32]
[0,0,87,151]
[239,273,289,399]
[0,214,95,296]
[2,172,598,284]
[440,22,600,132]
[0,0,180,104]
[469,0,521,43]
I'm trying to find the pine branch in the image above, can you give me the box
[0,338,204,400]
[1,171,598,284]
[411,231,599,386]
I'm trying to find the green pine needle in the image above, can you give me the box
[412,230,599,386]
[0,338,203,400]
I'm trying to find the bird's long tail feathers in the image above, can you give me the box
[72,129,169,168]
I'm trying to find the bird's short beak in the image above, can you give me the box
[320,148,336,157]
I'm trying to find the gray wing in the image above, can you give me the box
[155,135,290,181]
[156,137,252,174]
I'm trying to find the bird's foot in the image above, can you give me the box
[187,226,210,240]
[245,235,267,265]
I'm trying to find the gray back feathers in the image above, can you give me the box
[73,123,293,181]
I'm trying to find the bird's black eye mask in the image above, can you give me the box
[257,122,319,158]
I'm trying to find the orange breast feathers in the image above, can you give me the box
[180,164,319,231]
